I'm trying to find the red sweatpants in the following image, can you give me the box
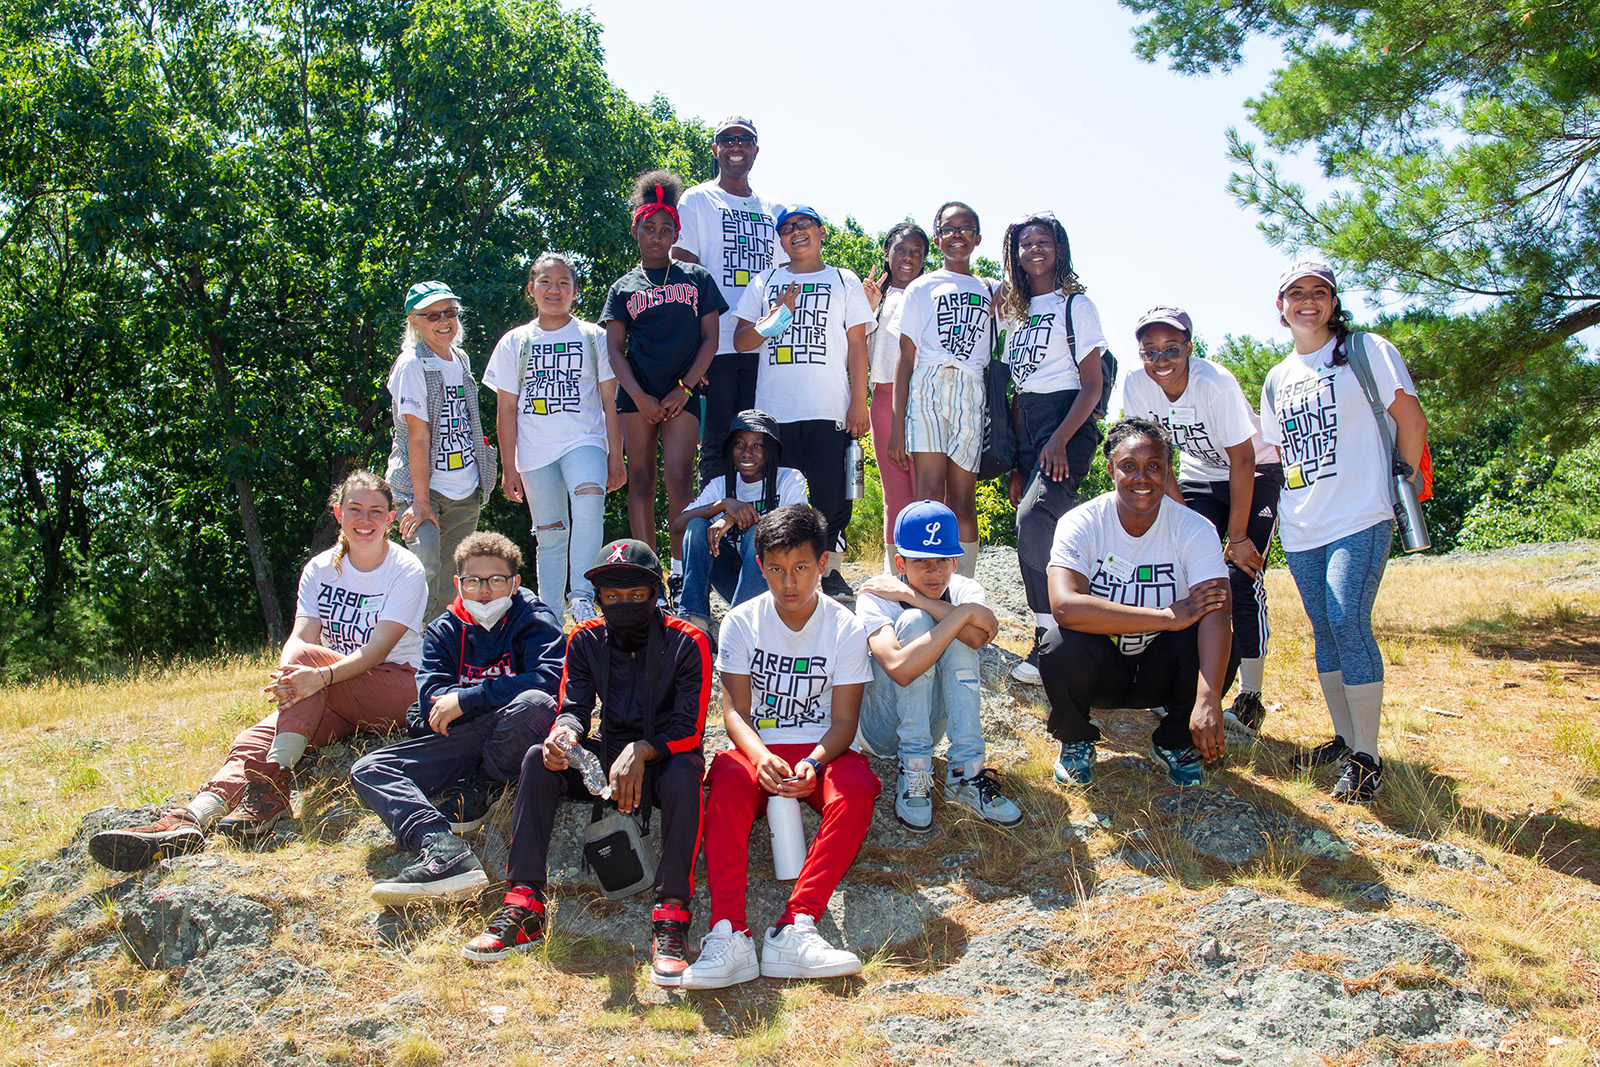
[702,744,880,932]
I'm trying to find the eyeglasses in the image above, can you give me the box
[1139,346,1186,363]
[778,217,819,235]
[457,574,515,593]
[716,134,756,147]
[935,225,978,238]
[414,307,458,323]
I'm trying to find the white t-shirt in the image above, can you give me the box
[1259,333,1417,552]
[689,467,809,513]
[868,287,909,385]
[673,182,784,353]
[734,265,874,424]
[856,573,987,647]
[898,270,995,378]
[482,318,615,472]
[1048,492,1228,657]
[386,351,481,500]
[294,543,428,668]
[716,592,874,746]
[1112,357,1275,484]
[1001,291,1107,395]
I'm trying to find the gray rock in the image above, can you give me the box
[1413,840,1495,877]
[1152,788,1351,864]
[1091,875,1167,899]
[167,953,330,1035]
[1322,879,1466,919]
[117,879,276,969]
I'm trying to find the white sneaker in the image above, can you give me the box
[568,595,597,624]
[946,768,1024,827]
[678,919,759,989]
[894,757,935,832]
[760,914,861,980]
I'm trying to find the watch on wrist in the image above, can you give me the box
[801,756,824,776]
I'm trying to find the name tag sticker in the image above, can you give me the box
[1101,554,1137,584]
[1169,405,1197,425]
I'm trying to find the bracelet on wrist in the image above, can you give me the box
[678,379,693,397]
[1227,537,1250,545]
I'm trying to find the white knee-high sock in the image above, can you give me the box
[186,791,227,829]
[1318,671,1353,742]
[958,540,979,578]
[265,731,310,770]
[1239,657,1265,694]
[1344,680,1384,760]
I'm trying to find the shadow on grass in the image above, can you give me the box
[1402,607,1600,669]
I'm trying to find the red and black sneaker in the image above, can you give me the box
[650,904,692,987]
[462,888,545,962]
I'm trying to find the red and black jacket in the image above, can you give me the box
[553,612,710,762]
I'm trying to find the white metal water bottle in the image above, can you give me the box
[1392,457,1431,553]
[767,796,807,881]
[844,437,865,500]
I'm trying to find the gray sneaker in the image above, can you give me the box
[946,768,1023,827]
[370,831,487,905]
[894,757,935,833]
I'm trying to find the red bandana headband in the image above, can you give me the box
[632,183,680,230]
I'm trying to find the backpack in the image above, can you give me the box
[976,277,1018,480]
[1064,293,1118,419]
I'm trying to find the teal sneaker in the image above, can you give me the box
[1151,742,1205,787]
[1053,741,1096,785]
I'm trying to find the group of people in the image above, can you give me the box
[84,114,1428,987]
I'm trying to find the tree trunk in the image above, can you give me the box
[235,472,285,643]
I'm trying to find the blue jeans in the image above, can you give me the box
[1284,521,1392,686]
[857,610,985,775]
[680,516,764,619]
[522,445,608,617]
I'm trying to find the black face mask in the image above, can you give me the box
[600,599,656,651]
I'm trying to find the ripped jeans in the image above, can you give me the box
[522,444,608,617]
[856,609,985,776]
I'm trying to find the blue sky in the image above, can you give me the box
[567,0,1328,355]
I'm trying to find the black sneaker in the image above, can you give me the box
[1294,735,1352,770]
[821,571,855,600]
[1011,627,1044,684]
[429,773,501,834]
[650,904,692,987]
[370,831,488,905]
[462,888,545,961]
[1224,692,1267,739]
[667,573,685,612]
[1331,752,1383,803]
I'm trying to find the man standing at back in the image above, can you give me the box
[674,116,784,511]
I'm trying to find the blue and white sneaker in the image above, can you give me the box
[1053,741,1096,785]
[1151,742,1205,788]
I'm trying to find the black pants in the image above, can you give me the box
[1181,467,1281,691]
[506,735,704,905]
[350,689,557,853]
[697,351,760,488]
[778,418,852,554]
[1015,389,1102,614]
[1038,624,1200,750]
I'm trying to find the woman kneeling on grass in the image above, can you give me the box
[89,471,428,872]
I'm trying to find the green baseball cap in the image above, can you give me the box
[405,280,459,315]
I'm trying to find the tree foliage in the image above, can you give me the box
[1123,0,1600,443]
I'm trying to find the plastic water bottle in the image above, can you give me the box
[844,437,865,501]
[551,734,612,800]
[767,796,807,881]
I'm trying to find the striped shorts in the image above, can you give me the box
[905,362,985,473]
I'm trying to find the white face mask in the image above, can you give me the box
[461,595,513,630]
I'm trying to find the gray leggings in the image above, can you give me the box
[1284,521,1392,686]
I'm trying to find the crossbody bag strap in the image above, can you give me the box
[1343,332,1399,459]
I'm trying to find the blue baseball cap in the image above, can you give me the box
[776,204,823,231]
[894,500,961,560]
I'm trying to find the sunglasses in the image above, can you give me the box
[414,307,459,323]
[716,134,756,147]
[1139,345,1186,363]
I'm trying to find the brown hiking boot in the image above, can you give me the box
[88,808,206,872]
[216,758,293,840]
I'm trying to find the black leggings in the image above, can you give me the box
[1014,389,1102,614]
[1180,467,1281,691]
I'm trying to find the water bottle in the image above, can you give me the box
[767,796,807,881]
[1391,456,1431,553]
[551,733,613,800]
[844,437,865,501]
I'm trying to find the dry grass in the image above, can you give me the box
[1,553,1598,1064]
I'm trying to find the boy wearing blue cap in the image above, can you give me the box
[732,204,873,600]
[854,500,1021,831]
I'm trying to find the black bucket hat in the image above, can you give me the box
[725,409,782,461]
[584,539,664,590]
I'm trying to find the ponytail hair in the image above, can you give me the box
[631,169,683,209]
[328,470,395,576]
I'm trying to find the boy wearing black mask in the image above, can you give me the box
[462,540,712,989]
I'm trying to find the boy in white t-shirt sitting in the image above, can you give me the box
[669,409,808,636]
[854,500,1021,832]
[679,505,880,989]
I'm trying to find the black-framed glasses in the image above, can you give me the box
[457,574,515,593]
[936,224,978,238]
[1139,345,1186,363]
[415,307,458,323]
[716,134,756,147]
[778,217,819,235]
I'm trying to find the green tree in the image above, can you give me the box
[1123,0,1600,444]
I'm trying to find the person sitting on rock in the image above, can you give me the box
[679,504,879,989]
[461,539,710,989]
[854,499,1020,832]
[349,531,567,906]
[88,471,428,872]
[670,409,809,638]
[1040,418,1230,789]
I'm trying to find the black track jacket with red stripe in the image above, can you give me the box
[552,613,710,762]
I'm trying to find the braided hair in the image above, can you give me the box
[328,470,395,577]
[724,431,781,515]
[998,214,1083,325]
